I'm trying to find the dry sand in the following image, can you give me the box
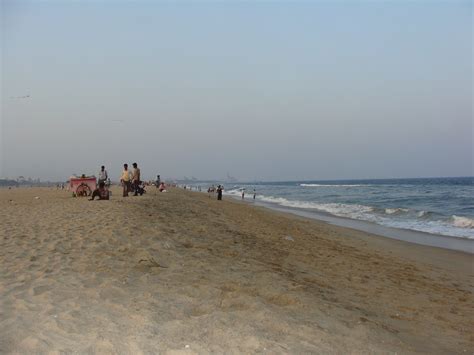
[0,187,472,354]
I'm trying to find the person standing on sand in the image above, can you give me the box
[132,162,141,196]
[98,165,108,185]
[121,164,131,197]
[253,188,256,200]
[241,189,245,199]
[217,185,223,200]
[156,175,160,188]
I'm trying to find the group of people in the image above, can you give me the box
[88,163,140,200]
[120,163,142,197]
[207,185,223,200]
[156,175,166,192]
[205,185,257,201]
[89,164,166,200]
[241,188,257,200]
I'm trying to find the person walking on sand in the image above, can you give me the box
[98,165,108,186]
[217,185,223,200]
[132,162,141,196]
[241,189,245,199]
[121,164,131,197]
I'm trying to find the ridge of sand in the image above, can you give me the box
[1,187,472,354]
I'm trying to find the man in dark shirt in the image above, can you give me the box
[132,163,141,196]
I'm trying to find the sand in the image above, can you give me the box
[0,187,472,354]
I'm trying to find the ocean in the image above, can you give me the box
[192,177,473,246]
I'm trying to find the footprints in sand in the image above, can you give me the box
[2,188,473,353]
[32,285,50,296]
[216,282,301,311]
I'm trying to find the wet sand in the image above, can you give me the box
[1,187,473,353]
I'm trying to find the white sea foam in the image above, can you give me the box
[452,215,474,229]
[385,208,410,215]
[417,211,431,218]
[256,195,375,218]
[225,189,249,197]
[299,184,367,187]
[379,219,474,239]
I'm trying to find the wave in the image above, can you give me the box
[225,189,251,196]
[417,210,435,219]
[385,208,410,215]
[234,193,474,239]
[452,215,474,229]
[299,184,368,187]
[257,195,375,218]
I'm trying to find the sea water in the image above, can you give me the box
[195,177,473,245]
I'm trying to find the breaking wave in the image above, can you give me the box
[452,215,474,229]
[385,208,410,215]
[300,184,368,187]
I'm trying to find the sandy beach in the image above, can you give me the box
[0,187,472,354]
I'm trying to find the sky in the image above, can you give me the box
[1,0,472,182]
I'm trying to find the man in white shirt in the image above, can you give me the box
[98,165,108,185]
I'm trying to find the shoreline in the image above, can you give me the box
[1,187,472,353]
[218,192,473,272]
[204,190,472,267]
[221,192,474,254]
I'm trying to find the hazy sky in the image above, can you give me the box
[1,0,472,182]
